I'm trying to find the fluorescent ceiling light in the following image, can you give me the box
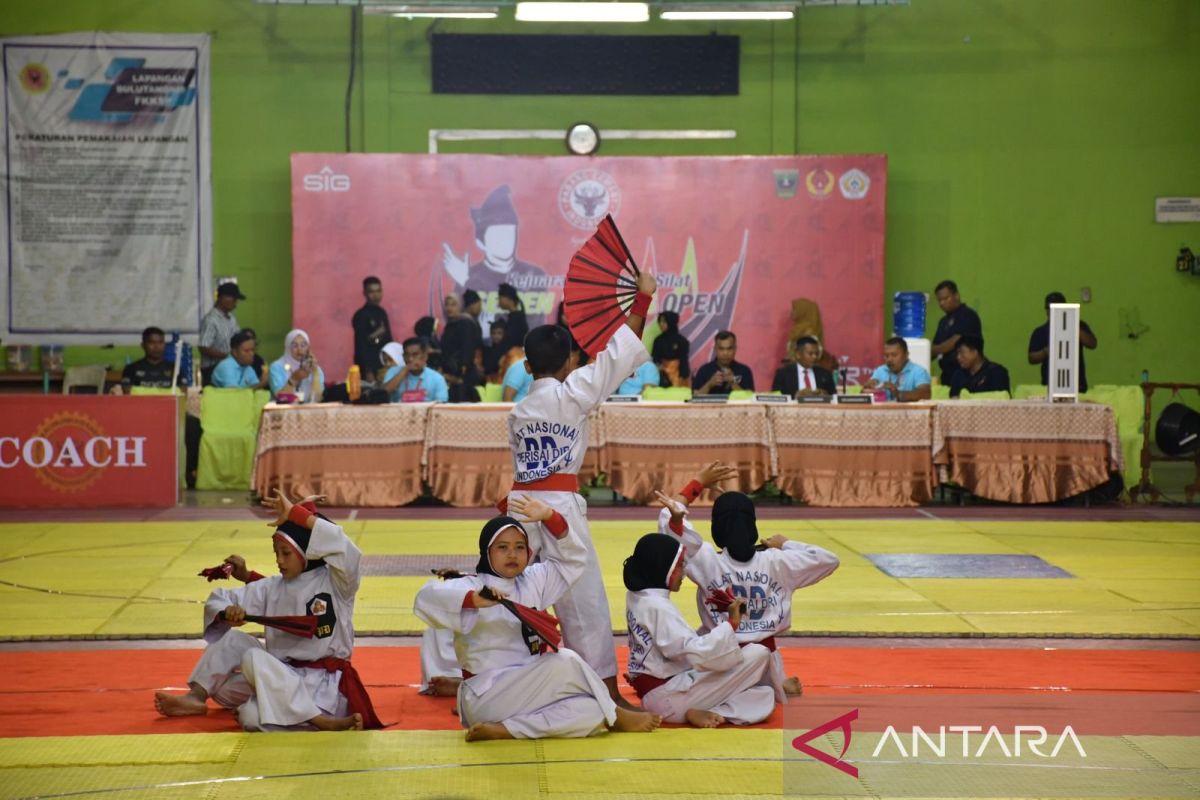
[515,2,650,22]
[661,9,794,19]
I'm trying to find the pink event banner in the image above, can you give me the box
[290,154,886,389]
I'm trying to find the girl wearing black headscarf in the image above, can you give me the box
[651,311,690,386]
[414,497,661,741]
[653,463,841,700]
[623,530,774,728]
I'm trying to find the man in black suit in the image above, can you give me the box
[773,336,836,398]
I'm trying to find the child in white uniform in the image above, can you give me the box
[415,496,661,741]
[505,269,658,705]
[625,533,775,728]
[654,465,841,701]
[154,493,380,731]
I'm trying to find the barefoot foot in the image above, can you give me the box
[783,676,804,696]
[685,708,725,728]
[154,690,208,717]
[311,712,363,731]
[465,722,513,742]
[429,676,462,697]
[611,706,661,733]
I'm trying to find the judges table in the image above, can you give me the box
[251,399,1121,508]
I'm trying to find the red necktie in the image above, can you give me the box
[802,369,812,390]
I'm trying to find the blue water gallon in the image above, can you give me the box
[893,292,927,338]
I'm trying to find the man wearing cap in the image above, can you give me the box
[441,185,550,330]
[199,282,245,386]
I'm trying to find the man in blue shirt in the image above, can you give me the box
[616,360,660,396]
[864,337,932,402]
[211,330,268,389]
[501,358,533,402]
[383,338,449,403]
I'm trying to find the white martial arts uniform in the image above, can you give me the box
[626,588,774,725]
[419,598,461,693]
[506,324,650,679]
[413,518,618,739]
[658,506,840,702]
[189,518,363,731]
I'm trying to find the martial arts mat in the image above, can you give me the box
[1,519,1197,639]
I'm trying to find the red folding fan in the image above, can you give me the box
[564,214,641,357]
[479,586,562,651]
[221,610,320,638]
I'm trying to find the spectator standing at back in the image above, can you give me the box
[929,280,982,387]
[497,283,528,352]
[443,289,485,402]
[198,282,244,386]
[651,311,690,387]
[692,331,754,395]
[352,276,392,382]
[1028,291,1098,393]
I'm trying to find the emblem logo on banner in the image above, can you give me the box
[805,168,835,199]
[558,169,621,230]
[303,166,352,193]
[774,169,799,198]
[839,169,870,200]
[18,63,51,93]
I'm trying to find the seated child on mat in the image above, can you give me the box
[654,462,841,701]
[414,495,661,741]
[154,491,381,732]
[624,532,775,728]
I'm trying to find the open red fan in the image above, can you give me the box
[221,610,319,638]
[564,214,641,357]
[479,586,562,651]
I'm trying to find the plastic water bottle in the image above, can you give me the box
[165,331,180,363]
[893,292,927,338]
[178,342,194,387]
[348,365,361,401]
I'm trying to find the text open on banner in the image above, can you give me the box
[0,32,211,345]
[290,154,887,389]
[0,395,178,508]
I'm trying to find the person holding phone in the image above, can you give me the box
[269,329,324,403]
[692,331,755,396]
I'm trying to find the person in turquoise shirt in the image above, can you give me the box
[381,338,449,403]
[616,361,660,396]
[863,337,931,402]
[211,330,268,389]
[502,358,533,402]
[268,329,325,403]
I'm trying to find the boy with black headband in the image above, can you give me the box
[654,464,840,700]
[415,496,661,741]
[154,492,380,731]
[504,269,657,708]
[624,532,774,728]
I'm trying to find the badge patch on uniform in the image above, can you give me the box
[306,592,336,638]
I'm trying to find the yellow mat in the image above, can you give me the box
[0,519,1197,639]
[2,729,1197,800]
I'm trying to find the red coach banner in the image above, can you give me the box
[291,154,886,388]
[0,396,178,508]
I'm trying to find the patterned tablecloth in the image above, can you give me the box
[769,404,936,507]
[932,399,1122,504]
[599,402,774,505]
[252,403,428,507]
[424,404,604,508]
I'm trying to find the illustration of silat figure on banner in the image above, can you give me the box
[441,185,552,331]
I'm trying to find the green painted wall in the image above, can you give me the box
[3,0,1198,390]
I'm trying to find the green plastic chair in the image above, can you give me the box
[728,389,756,402]
[931,384,951,400]
[1013,384,1045,400]
[959,389,1012,400]
[1080,384,1143,491]
[196,388,271,490]
[643,386,693,401]
[129,386,177,396]
[844,384,864,395]
[475,382,505,402]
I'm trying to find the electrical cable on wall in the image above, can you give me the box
[345,5,360,152]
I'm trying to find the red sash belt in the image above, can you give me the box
[628,673,671,699]
[512,473,579,493]
[288,657,383,730]
[741,636,777,653]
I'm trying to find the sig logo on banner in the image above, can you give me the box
[0,396,178,508]
[303,166,351,193]
[558,169,621,230]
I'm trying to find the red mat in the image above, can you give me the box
[4,646,1198,738]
